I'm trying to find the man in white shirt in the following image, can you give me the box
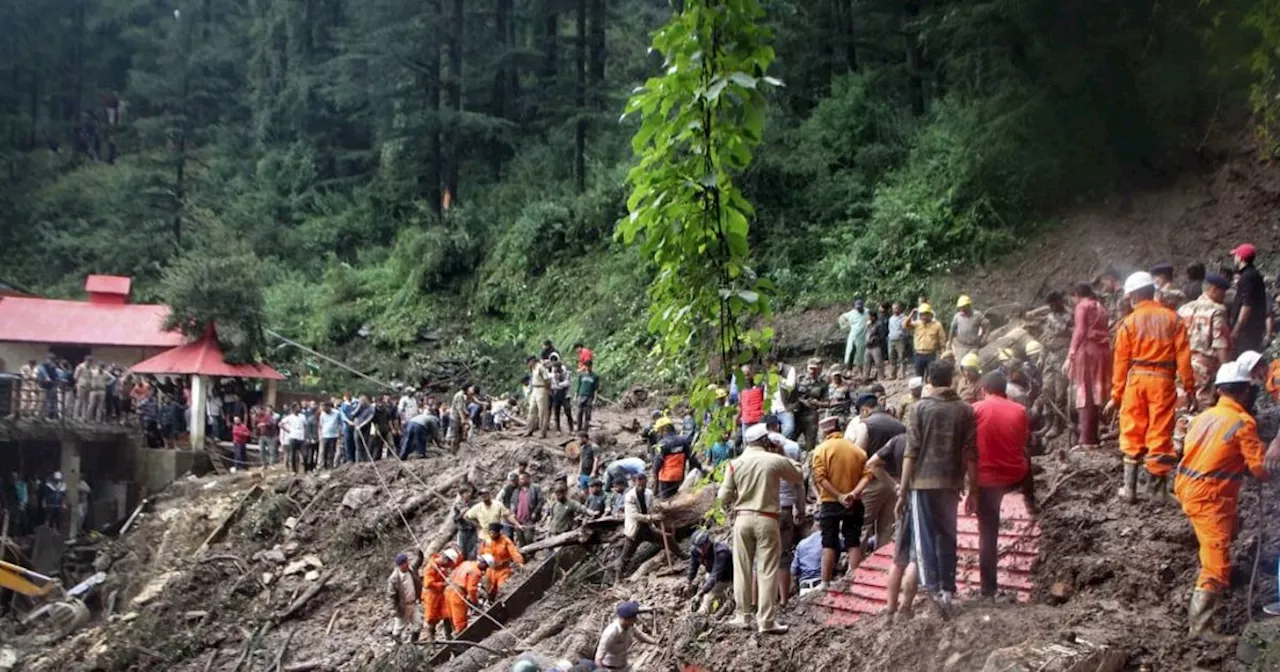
[615,472,665,582]
[206,392,224,441]
[397,388,420,424]
[280,404,307,474]
[764,353,798,438]
[595,601,657,671]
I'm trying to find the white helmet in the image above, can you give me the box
[53,471,63,481]
[1236,351,1266,380]
[442,548,460,563]
[1215,360,1251,386]
[479,553,495,567]
[1123,271,1155,295]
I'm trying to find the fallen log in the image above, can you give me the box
[275,571,332,622]
[518,528,590,555]
[195,485,263,558]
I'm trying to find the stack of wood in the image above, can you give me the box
[417,358,477,392]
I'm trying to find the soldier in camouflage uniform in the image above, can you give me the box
[1151,262,1188,311]
[824,368,855,429]
[793,358,829,450]
[1030,292,1073,438]
[1097,269,1127,334]
[1176,273,1232,409]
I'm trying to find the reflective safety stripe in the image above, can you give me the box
[1176,465,1244,481]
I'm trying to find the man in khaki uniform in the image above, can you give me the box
[86,362,111,422]
[718,423,804,634]
[73,356,93,419]
[1177,273,1232,409]
[523,356,552,439]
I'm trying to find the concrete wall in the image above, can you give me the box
[133,448,212,495]
[0,341,168,372]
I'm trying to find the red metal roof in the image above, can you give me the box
[84,274,132,296]
[817,495,1040,624]
[130,329,285,380]
[0,296,186,348]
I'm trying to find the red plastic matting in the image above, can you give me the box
[816,495,1040,625]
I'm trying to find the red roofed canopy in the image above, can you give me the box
[130,328,284,380]
[0,296,185,348]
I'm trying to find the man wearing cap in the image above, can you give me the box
[794,358,829,450]
[897,360,978,616]
[682,530,734,614]
[544,482,591,533]
[1151,262,1187,310]
[421,547,460,643]
[839,298,870,371]
[651,417,701,499]
[1231,243,1268,356]
[905,304,947,378]
[809,415,868,589]
[387,552,424,642]
[1176,360,1272,640]
[949,296,989,363]
[595,601,658,671]
[479,521,525,598]
[826,368,855,427]
[1106,271,1194,503]
[524,356,553,439]
[718,423,804,633]
[895,377,925,425]
[957,352,983,403]
[1178,273,1233,408]
[445,554,490,634]
[616,472,664,581]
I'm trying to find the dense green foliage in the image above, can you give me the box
[0,0,1271,390]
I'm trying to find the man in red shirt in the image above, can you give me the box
[969,372,1036,598]
[574,342,594,373]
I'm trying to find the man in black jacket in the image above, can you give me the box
[682,529,733,614]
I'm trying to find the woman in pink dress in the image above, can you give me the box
[1066,282,1111,448]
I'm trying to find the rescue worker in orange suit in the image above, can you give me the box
[1104,271,1194,503]
[1175,359,1273,640]
[445,554,490,634]
[652,416,701,499]
[478,521,524,599]
[421,546,460,643]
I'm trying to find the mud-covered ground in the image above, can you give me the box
[8,387,1280,671]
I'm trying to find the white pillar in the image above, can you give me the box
[190,375,208,451]
[60,437,82,538]
[266,379,278,409]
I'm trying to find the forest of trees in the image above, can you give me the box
[0,0,1277,387]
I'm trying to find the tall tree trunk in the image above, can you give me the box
[842,0,857,71]
[574,0,586,192]
[491,0,512,179]
[427,0,443,213]
[904,0,924,116]
[541,0,558,89]
[588,0,605,108]
[447,0,463,204]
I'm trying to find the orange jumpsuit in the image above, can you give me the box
[478,534,524,598]
[421,553,452,626]
[1174,396,1269,591]
[1111,299,1194,477]
[444,561,484,634]
[1266,360,1280,402]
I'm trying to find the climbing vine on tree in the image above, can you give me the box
[618,0,779,481]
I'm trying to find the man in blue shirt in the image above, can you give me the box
[319,401,342,469]
[790,528,823,596]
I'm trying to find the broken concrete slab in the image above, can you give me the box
[982,640,1125,672]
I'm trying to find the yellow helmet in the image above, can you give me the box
[1024,340,1043,356]
[653,416,674,431]
[918,303,933,315]
[714,387,728,400]
[960,352,981,369]
[997,348,1015,363]
[957,295,973,308]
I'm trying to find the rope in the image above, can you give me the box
[352,422,515,638]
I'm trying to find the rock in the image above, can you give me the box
[119,612,138,622]
[342,486,377,510]
[283,559,309,576]
[1238,619,1280,667]
[284,516,298,529]
[1049,581,1074,603]
[282,541,300,556]
[943,652,969,670]
[0,645,19,671]
[261,573,276,586]
[302,554,323,569]
[305,570,321,582]
[982,640,1125,672]
[263,549,287,564]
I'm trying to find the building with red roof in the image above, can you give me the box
[0,275,186,372]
